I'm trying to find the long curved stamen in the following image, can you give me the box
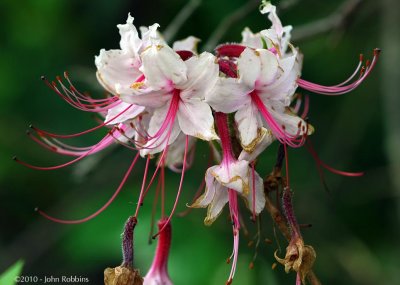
[298,49,380,95]
[227,190,240,285]
[134,155,151,218]
[30,104,133,139]
[306,140,364,177]
[14,132,122,170]
[250,91,304,148]
[28,125,129,157]
[153,135,189,238]
[36,153,140,224]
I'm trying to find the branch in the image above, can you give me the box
[163,0,202,42]
[292,0,364,42]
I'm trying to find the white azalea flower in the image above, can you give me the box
[123,45,219,155]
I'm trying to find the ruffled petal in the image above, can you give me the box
[177,100,218,141]
[95,49,142,95]
[237,48,261,88]
[172,36,201,53]
[139,23,164,48]
[117,14,142,55]
[260,2,283,37]
[140,45,187,89]
[206,77,251,113]
[179,52,219,99]
[235,102,263,149]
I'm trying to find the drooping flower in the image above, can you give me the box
[191,112,265,283]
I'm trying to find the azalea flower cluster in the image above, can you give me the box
[17,2,379,284]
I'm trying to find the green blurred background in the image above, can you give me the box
[1,0,399,284]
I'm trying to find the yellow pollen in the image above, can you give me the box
[130,82,144,89]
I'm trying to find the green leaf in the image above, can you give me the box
[0,260,24,285]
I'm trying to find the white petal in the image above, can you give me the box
[239,128,274,162]
[260,2,283,37]
[95,49,142,95]
[243,170,265,214]
[117,14,142,55]
[119,89,171,108]
[172,36,201,53]
[141,102,181,155]
[212,160,249,194]
[177,100,218,141]
[139,23,165,48]
[206,77,251,113]
[105,102,145,124]
[237,48,261,88]
[259,53,300,104]
[140,45,187,89]
[205,183,229,225]
[179,52,219,100]
[267,101,307,136]
[241,27,264,49]
[257,49,280,86]
[191,166,219,208]
[235,102,263,148]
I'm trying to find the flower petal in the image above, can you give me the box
[237,48,261,88]
[95,49,142,95]
[119,89,171,109]
[206,77,251,113]
[257,49,280,86]
[179,52,219,100]
[117,14,142,55]
[177,100,218,141]
[235,102,263,149]
[140,45,187,89]
[105,101,145,124]
[163,133,196,172]
[243,170,265,214]
[141,102,181,155]
[238,128,274,162]
[172,36,201,53]
[191,166,219,208]
[241,27,264,49]
[204,183,229,226]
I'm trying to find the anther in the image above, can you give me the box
[226,278,233,285]
[374,48,381,56]
[12,155,17,161]
[272,263,277,270]
[40,75,46,81]
[226,258,231,264]
[247,241,254,247]
[249,262,254,270]
[359,54,364,62]
[34,207,39,212]
[56,75,62,81]
[64,71,69,78]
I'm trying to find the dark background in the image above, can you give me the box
[1,0,399,284]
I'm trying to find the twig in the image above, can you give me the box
[292,0,364,42]
[163,0,202,42]
[203,0,260,51]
